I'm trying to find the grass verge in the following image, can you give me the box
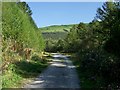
[2,56,48,88]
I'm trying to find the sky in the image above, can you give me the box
[27,2,103,28]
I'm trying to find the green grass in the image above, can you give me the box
[2,56,48,88]
[39,24,77,32]
[40,24,78,40]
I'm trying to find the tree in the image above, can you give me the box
[2,2,45,69]
[17,1,32,16]
[96,2,120,56]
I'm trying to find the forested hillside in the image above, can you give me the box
[40,24,77,40]
[40,24,77,52]
[2,2,47,88]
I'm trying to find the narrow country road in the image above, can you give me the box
[24,53,80,88]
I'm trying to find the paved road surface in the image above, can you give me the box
[24,53,80,88]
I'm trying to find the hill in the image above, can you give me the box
[39,24,76,32]
[39,24,77,40]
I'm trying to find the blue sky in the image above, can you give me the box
[27,2,103,28]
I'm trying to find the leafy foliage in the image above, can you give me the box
[40,24,78,52]
[97,2,120,56]
[2,1,45,79]
[2,1,120,89]
[64,2,120,89]
[2,2,46,88]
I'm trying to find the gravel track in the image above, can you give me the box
[24,53,80,89]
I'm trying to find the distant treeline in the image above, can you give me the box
[42,32,67,40]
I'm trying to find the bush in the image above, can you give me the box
[77,48,120,88]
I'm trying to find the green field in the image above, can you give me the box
[39,24,76,32]
[39,24,77,40]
